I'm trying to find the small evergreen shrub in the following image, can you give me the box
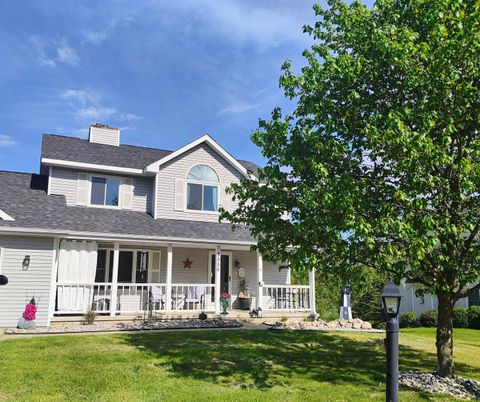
[400,311,417,328]
[280,316,288,323]
[468,306,480,329]
[452,308,469,328]
[199,312,207,320]
[419,310,437,327]
[83,310,96,325]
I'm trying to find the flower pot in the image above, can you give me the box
[239,297,252,310]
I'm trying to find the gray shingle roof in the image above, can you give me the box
[42,134,260,176]
[0,171,255,244]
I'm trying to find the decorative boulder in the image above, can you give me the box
[361,322,373,330]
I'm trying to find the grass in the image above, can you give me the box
[0,328,478,401]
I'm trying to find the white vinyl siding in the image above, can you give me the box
[155,144,241,222]
[49,167,78,206]
[48,167,153,213]
[121,178,133,209]
[89,126,120,146]
[0,236,55,327]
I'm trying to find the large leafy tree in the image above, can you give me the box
[221,0,480,377]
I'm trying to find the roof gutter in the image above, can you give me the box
[41,158,149,176]
[0,226,256,247]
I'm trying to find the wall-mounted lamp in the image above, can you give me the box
[234,260,241,268]
[22,255,30,271]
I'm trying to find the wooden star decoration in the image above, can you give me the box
[182,258,193,269]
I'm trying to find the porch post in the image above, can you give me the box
[309,268,316,314]
[110,242,120,316]
[256,251,263,310]
[214,245,221,314]
[47,237,60,326]
[165,244,173,313]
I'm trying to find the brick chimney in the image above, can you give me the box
[88,123,120,146]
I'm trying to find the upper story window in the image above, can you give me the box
[91,176,120,207]
[186,164,219,212]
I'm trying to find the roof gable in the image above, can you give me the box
[144,135,253,178]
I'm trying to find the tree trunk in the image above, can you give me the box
[436,292,455,377]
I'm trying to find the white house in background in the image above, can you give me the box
[0,124,315,328]
[399,282,479,316]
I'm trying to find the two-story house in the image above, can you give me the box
[0,124,315,327]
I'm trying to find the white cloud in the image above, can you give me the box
[154,0,312,52]
[75,107,116,121]
[82,30,108,45]
[29,36,56,67]
[61,89,100,105]
[0,135,16,147]
[219,99,257,115]
[119,113,143,121]
[56,39,79,66]
[29,36,79,67]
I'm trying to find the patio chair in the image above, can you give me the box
[149,285,165,311]
[185,286,204,310]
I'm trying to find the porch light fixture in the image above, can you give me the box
[0,275,8,285]
[234,260,241,268]
[22,255,31,271]
[381,282,402,402]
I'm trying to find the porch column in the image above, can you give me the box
[214,245,221,314]
[110,242,120,316]
[309,268,316,314]
[47,237,60,325]
[256,251,263,310]
[165,244,173,313]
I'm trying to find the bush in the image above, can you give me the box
[419,310,437,327]
[82,310,96,325]
[468,306,480,329]
[452,308,469,328]
[400,311,417,328]
[199,312,207,320]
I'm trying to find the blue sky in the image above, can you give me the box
[0,0,325,173]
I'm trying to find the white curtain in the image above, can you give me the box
[56,240,98,312]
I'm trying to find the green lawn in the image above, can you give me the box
[0,328,478,401]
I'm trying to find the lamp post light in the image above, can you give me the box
[381,282,402,402]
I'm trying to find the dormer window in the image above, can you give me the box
[90,176,120,207]
[186,164,219,212]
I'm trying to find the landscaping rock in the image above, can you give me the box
[399,372,480,400]
[269,317,380,332]
[5,319,242,335]
[361,322,372,330]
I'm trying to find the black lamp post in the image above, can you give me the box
[381,282,402,402]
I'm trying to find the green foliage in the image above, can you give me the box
[280,316,288,323]
[468,306,480,329]
[82,310,96,325]
[400,312,417,328]
[420,310,438,328]
[199,312,207,320]
[452,308,469,328]
[220,0,480,375]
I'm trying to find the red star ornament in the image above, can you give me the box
[183,258,193,269]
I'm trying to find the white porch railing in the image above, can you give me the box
[171,284,215,311]
[261,285,311,311]
[55,283,216,314]
[55,283,113,314]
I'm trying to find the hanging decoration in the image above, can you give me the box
[183,258,193,269]
[17,297,37,329]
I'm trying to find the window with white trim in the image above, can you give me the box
[90,176,120,207]
[186,164,219,212]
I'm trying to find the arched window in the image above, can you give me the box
[186,164,219,211]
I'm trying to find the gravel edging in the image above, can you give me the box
[4,319,243,335]
[399,372,480,400]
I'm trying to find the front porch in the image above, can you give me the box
[51,240,315,322]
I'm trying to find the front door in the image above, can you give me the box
[210,253,231,298]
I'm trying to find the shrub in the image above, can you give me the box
[419,310,437,327]
[280,316,288,323]
[452,308,469,328]
[83,310,96,325]
[199,312,207,320]
[468,306,480,329]
[400,311,417,328]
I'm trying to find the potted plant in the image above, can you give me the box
[220,292,231,315]
[238,279,252,310]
